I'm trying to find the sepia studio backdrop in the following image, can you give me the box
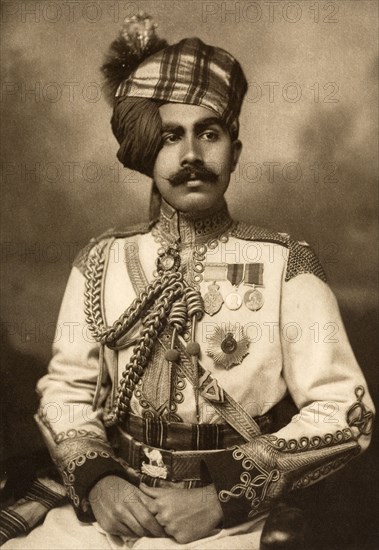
[1,1,378,548]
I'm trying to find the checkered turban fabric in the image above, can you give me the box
[115,37,248,130]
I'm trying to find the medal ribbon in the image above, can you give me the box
[226,263,244,287]
[203,264,228,281]
[244,263,264,286]
[204,263,264,286]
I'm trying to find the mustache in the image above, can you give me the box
[168,164,218,186]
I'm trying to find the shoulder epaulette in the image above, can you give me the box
[231,221,327,283]
[285,239,327,282]
[72,221,153,275]
[231,221,289,247]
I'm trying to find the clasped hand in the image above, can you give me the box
[89,476,223,543]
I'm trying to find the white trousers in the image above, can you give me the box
[3,504,266,550]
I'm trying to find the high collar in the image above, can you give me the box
[155,199,233,246]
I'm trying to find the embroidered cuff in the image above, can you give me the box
[62,454,129,522]
[202,448,263,528]
[203,430,361,529]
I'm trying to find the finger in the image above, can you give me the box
[120,510,148,538]
[113,524,137,538]
[156,512,167,527]
[162,522,174,537]
[139,492,159,515]
[100,520,135,538]
[132,503,166,537]
[139,483,160,497]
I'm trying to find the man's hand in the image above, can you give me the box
[140,483,223,544]
[88,476,165,538]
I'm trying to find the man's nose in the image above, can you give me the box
[180,135,203,166]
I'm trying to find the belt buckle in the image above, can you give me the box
[141,447,169,480]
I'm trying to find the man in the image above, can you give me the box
[2,13,374,549]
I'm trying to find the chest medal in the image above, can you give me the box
[224,292,243,310]
[206,324,250,370]
[225,263,244,310]
[244,288,264,311]
[244,264,265,311]
[203,282,224,316]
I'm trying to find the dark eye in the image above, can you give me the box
[200,130,219,142]
[163,133,180,145]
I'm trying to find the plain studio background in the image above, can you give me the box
[1,1,378,549]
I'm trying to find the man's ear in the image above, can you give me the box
[231,140,242,172]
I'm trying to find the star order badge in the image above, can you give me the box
[206,324,250,369]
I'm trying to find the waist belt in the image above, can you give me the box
[113,396,297,481]
[115,429,224,481]
[123,412,274,451]
[114,411,274,482]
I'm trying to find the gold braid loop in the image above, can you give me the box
[83,239,190,425]
[83,240,183,346]
[83,242,108,337]
[109,279,185,423]
[102,273,181,347]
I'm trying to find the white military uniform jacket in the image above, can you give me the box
[36,199,374,527]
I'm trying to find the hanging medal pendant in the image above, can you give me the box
[243,264,264,311]
[156,245,180,274]
[244,285,264,311]
[224,291,242,311]
[225,264,244,310]
[203,282,224,316]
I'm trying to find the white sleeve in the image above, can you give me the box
[204,264,374,527]
[35,265,129,522]
[277,273,374,454]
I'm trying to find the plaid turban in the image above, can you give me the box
[111,37,247,177]
[116,37,247,130]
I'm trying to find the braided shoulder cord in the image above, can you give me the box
[101,271,183,347]
[109,279,185,423]
[83,239,187,424]
[84,240,184,345]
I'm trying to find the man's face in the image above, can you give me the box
[153,103,242,215]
